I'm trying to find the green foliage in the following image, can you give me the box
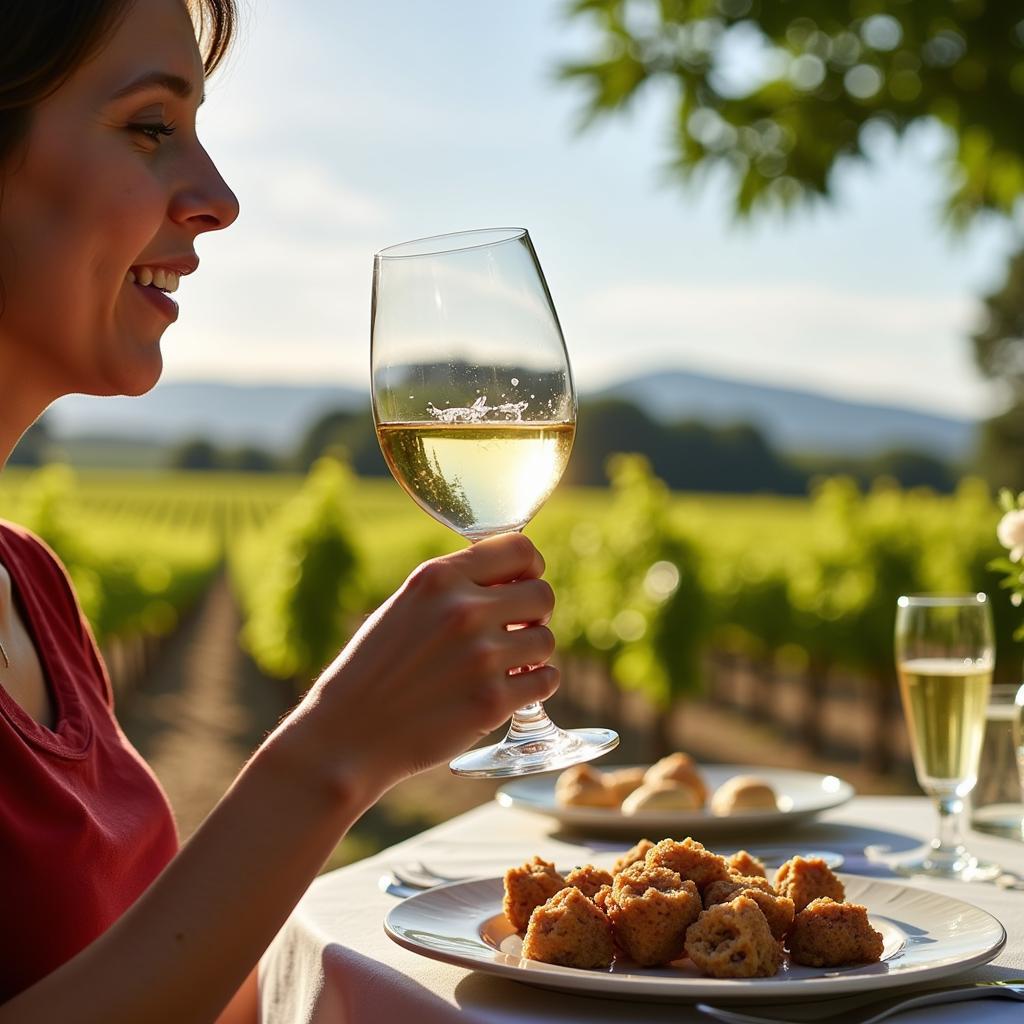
[560,1,1024,223]
[3,463,1018,703]
[568,399,806,492]
[294,409,387,476]
[539,454,709,707]
[973,247,1024,492]
[237,457,362,683]
[2,465,220,643]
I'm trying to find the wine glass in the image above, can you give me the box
[893,593,1001,880]
[370,227,619,777]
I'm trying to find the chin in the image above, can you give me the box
[94,342,164,398]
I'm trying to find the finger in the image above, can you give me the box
[484,578,555,627]
[506,664,560,706]
[454,532,545,586]
[496,624,556,671]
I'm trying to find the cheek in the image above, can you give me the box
[0,140,167,394]
[12,132,164,298]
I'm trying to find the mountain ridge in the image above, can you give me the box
[46,371,977,459]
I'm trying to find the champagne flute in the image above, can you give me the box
[370,227,619,777]
[893,593,1000,880]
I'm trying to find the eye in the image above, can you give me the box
[127,121,177,144]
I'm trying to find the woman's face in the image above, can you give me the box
[0,0,239,399]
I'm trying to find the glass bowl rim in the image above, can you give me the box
[375,227,527,260]
[897,592,989,607]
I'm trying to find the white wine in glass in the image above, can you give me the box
[894,593,1000,881]
[371,227,619,777]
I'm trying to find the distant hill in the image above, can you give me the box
[597,370,976,460]
[44,372,977,461]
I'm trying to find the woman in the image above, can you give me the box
[0,2,559,1020]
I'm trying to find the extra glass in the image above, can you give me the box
[371,227,618,777]
[893,593,1001,880]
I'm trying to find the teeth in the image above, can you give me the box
[128,266,183,292]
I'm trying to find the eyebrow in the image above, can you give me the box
[110,71,204,105]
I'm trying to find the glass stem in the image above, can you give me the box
[504,702,562,745]
[934,793,966,855]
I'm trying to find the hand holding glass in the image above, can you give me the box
[371,227,618,777]
[894,593,1000,881]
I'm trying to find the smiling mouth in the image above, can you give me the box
[126,266,180,293]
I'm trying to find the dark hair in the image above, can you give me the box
[0,0,237,169]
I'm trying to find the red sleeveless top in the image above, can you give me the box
[0,521,179,1002]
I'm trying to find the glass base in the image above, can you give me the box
[450,725,619,778]
[889,843,1002,882]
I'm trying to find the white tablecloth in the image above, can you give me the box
[259,796,1024,1023]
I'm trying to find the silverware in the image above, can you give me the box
[378,872,423,900]
[696,980,1024,1024]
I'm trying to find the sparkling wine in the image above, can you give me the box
[897,657,992,792]
[376,420,575,539]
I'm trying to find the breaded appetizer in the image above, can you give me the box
[611,838,655,875]
[603,862,702,966]
[774,856,845,913]
[645,837,732,889]
[522,887,615,970]
[787,897,884,967]
[703,875,795,941]
[564,864,614,900]
[503,856,566,932]
[684,895,782,978]
[726,849,767,878]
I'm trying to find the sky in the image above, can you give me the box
[163,0,1020,420]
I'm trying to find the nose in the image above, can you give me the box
[169,143,240,234]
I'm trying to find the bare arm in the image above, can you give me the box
[0,534,558,1024]
[215,969,257,1024]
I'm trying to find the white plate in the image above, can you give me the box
[496,764,854,836]
[384,873,1006,1002]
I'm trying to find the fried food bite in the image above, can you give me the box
[564,864,614,900]
[645,837,732,890]
[522,887,615,969]
[621,780,704,814]
[726,849,767,878]
[774,856,845,913]
[684,895,783,978]
[554,764,620,809]
[703,875,795,941]
[643,752,708,806]
[603,861,703,966]
[710,775,779,815]
[503,856,567,932]
[612,838,654,875]
[603,767,646,803]
[787,897,884,967]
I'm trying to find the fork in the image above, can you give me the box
[695,980,1024,1024]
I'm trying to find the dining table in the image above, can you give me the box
[258,793,1024,1024]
